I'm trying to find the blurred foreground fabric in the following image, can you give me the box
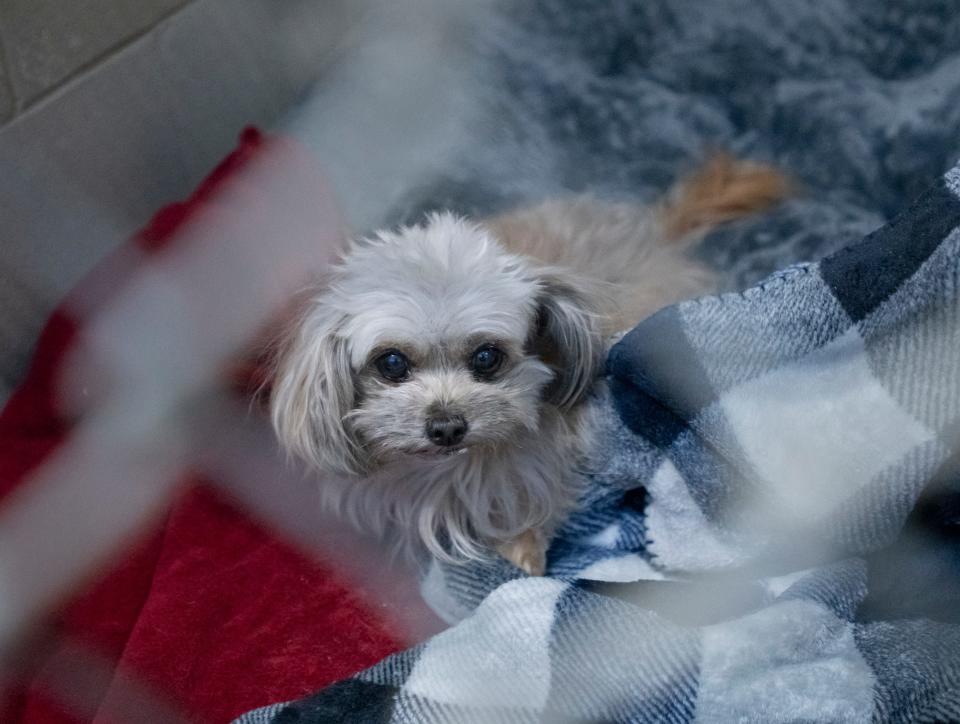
[0,130,410,724]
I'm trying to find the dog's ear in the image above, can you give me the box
[530,267,605,410]
[270,302,366,475]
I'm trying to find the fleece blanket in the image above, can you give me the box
[238,164,960,722]
[380,0,960,292]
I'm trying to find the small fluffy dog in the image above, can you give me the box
[270,155,788,574]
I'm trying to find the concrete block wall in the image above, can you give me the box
[0,0,192,119]
[0,0,366,401]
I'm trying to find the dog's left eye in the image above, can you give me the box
[375,350,410,381]
[470,345,505,377]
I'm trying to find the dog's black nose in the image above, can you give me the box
[425,414,468,447]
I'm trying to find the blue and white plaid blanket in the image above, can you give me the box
[238,164,960,722]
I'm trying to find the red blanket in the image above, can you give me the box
[0,130,427,723]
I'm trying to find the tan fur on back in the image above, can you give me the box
[488,155,791,333]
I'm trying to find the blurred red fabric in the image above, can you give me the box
[0,129,403,723]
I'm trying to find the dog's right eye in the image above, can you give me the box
[375,350,410,381]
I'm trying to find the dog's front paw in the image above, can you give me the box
[497,530,547,576]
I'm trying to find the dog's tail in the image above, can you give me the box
[660,153,792,241]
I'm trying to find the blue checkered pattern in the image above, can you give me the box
[238,166,960,723]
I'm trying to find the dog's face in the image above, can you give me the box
[271,213,603,475]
